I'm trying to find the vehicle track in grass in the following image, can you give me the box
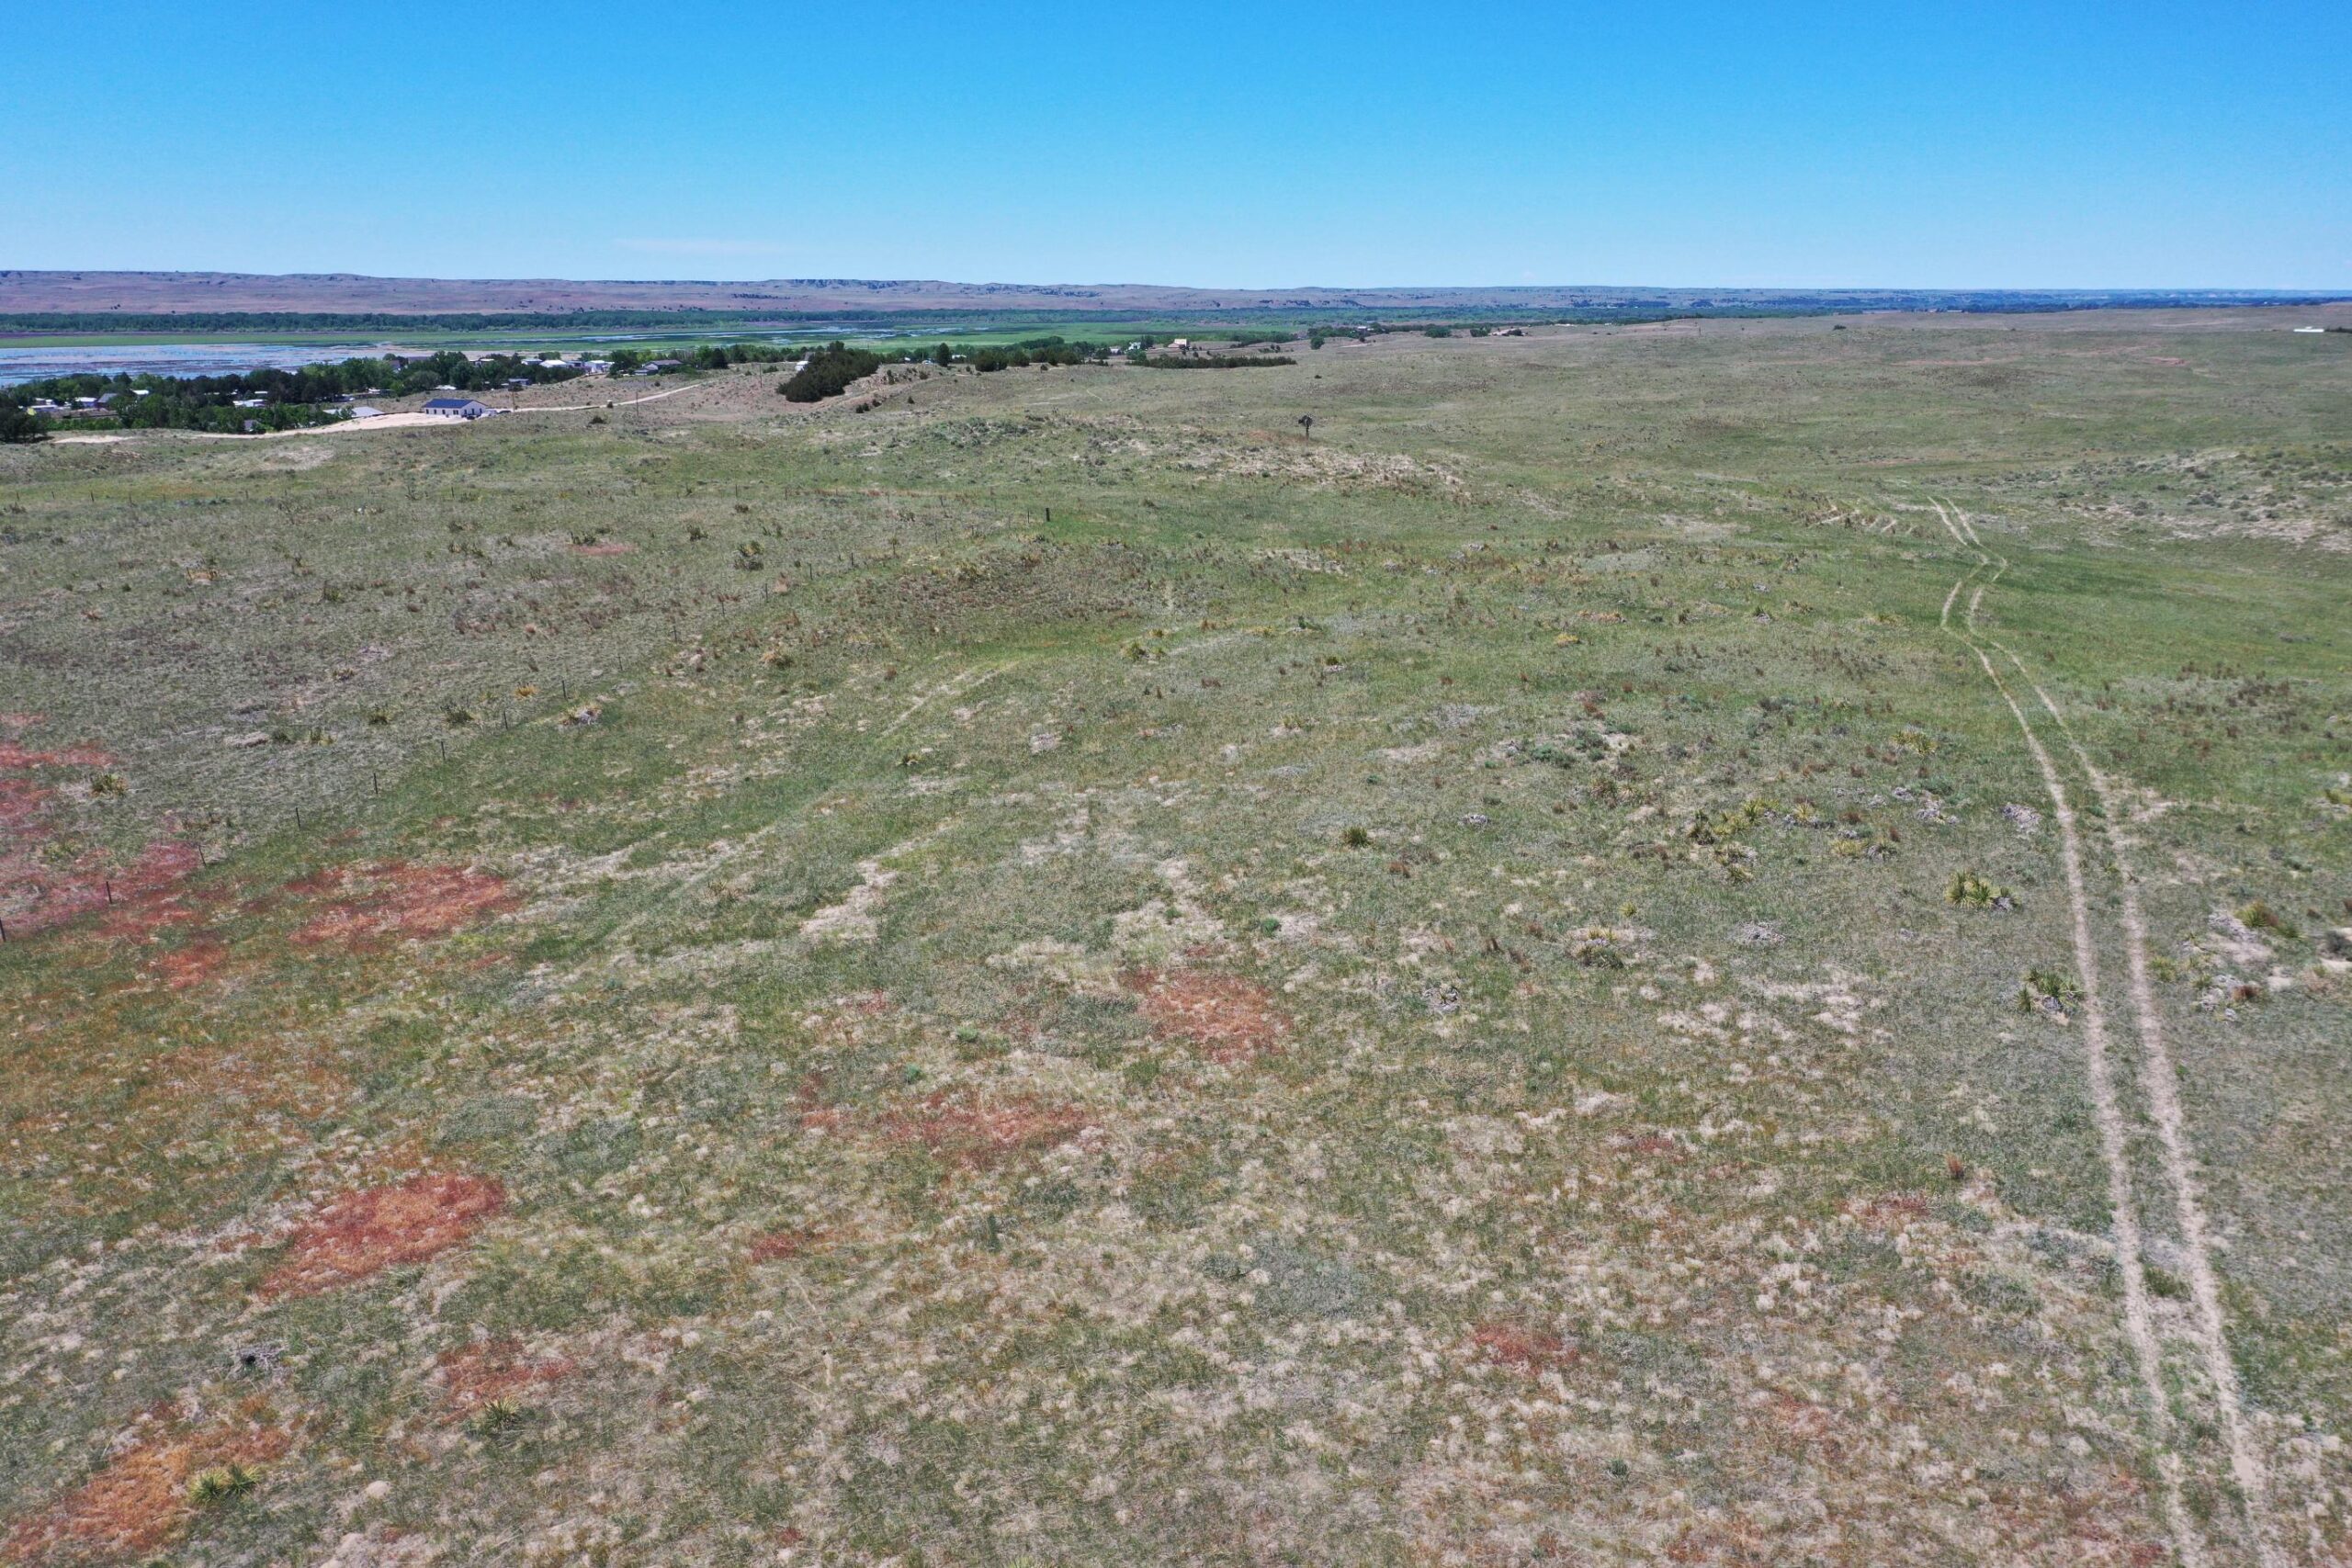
[1927,499,2210,1566]
[1934,499,2282,1567]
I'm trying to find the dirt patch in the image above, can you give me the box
[1120,969,1287,1063]
[289,862,515,951]
[877,1093,1090,1170]
[433,1337,574,1415]
[1,1411,291,1564]
[261,1171,505,1297]
[572,541,636,557]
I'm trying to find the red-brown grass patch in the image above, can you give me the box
[1468,1323,1580,1373]
[1120,968,1287,1063]
[1849,1193,1931,1232]
[261,1171,505,1297]
[433,1337,574,1416]
[151,934,234,991]
[0,740,113,770]
[748,1226,833,1264]
[572,541,636,556]
[878,1093,1090,1170]
[0,777,55,836]
[288,862,514,951]
[1,839,200,939]
[1,1411,291,1564]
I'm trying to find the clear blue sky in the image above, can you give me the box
[6,2,2346,289]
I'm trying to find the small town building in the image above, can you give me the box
[422,398,493,420]
[347,406,386,420]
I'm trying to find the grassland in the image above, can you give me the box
[1,312,2347,1565]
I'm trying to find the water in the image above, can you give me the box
[0,342,402,386]
[0,322,955,386]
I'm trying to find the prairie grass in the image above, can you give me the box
[0,317,2346,1563]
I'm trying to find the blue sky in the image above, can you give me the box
[6,2,2346,288]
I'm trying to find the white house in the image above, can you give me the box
[421,398,493,420]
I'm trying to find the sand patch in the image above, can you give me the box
[800,860,897,943]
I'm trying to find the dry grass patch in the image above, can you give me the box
[876,1093,1091,1171]
[433,1337,575,1416]
[1,1410,291,1565]
[288,862,514,950]
[261,1170,505,1298]
[148,933,233,991]
[1119,967,1288,1063]
[1467,1323,1581,1374]
[2,839,200,939]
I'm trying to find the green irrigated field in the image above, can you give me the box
[1,313,2347,1566]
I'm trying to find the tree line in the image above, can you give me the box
[0,351,586,435]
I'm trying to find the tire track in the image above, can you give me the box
[1929,500,2210,1568]
[1940,502,2282,1567]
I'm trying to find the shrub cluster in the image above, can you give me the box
[781,342,886,402]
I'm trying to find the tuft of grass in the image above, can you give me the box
[2238,899,2298,939]
[1946,870,2011,909]
[187,1462,263,1506]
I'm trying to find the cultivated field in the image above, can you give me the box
[1,312,2347,1565]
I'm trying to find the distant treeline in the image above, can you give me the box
[1135,354,1296,369]
[0,342,841,436]
[2,350,585,435]
[940,335,1113,372]
[0,310,780,334]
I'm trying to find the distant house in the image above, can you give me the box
[347,406,386,420]
[422,398,493,420]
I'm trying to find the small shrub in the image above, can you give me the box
[90,772,128,796]
[188,1462,263,1506]
[2238,900,2298,939]
[1947,870,2011,908]
[472,1397,529,1438]
[1340,826,1372,849]
[2018,967,2082,1013]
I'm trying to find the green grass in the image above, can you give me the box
[0,316,2346,1565]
